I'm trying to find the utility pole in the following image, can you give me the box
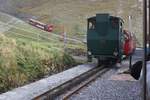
[64,31,67,49]
[129,16,132,33]
[62,25,67,50]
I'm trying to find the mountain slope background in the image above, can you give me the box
[0,1,85,93]
[0,0,143,43]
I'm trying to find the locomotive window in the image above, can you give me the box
[111,18,119,28]
[89,22,95,29]
[120,22,123,33]
[88,20,96,30]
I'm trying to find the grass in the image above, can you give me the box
[0,12,85,93]
[0,34,78,93]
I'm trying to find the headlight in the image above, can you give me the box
[88,51,92,55]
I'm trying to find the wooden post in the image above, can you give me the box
[129,55,132,70]
[64,31,67,49]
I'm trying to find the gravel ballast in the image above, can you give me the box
[70,80,142,100]
[60,49,143,100]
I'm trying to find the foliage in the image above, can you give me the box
[0,34,76,93]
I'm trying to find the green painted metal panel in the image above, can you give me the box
[87,13,124,60]
[87,29,118,55]
[96,14,109,22]
[96,14,109,36]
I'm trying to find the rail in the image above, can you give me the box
[62,67,109,100]
[33,65,110,100]
[0,63,97,100]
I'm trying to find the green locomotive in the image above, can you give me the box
[87,13,136,65]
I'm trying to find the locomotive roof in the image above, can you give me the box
[88,15,124,23]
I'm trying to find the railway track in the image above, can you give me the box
[33,65,110,100]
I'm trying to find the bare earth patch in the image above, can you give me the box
[110,73,136,81]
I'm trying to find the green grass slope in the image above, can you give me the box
[0,12,85,93]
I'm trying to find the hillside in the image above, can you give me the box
[0,12,85,93]
[0,0,143,44]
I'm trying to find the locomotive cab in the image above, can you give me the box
[87,14,124,64]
